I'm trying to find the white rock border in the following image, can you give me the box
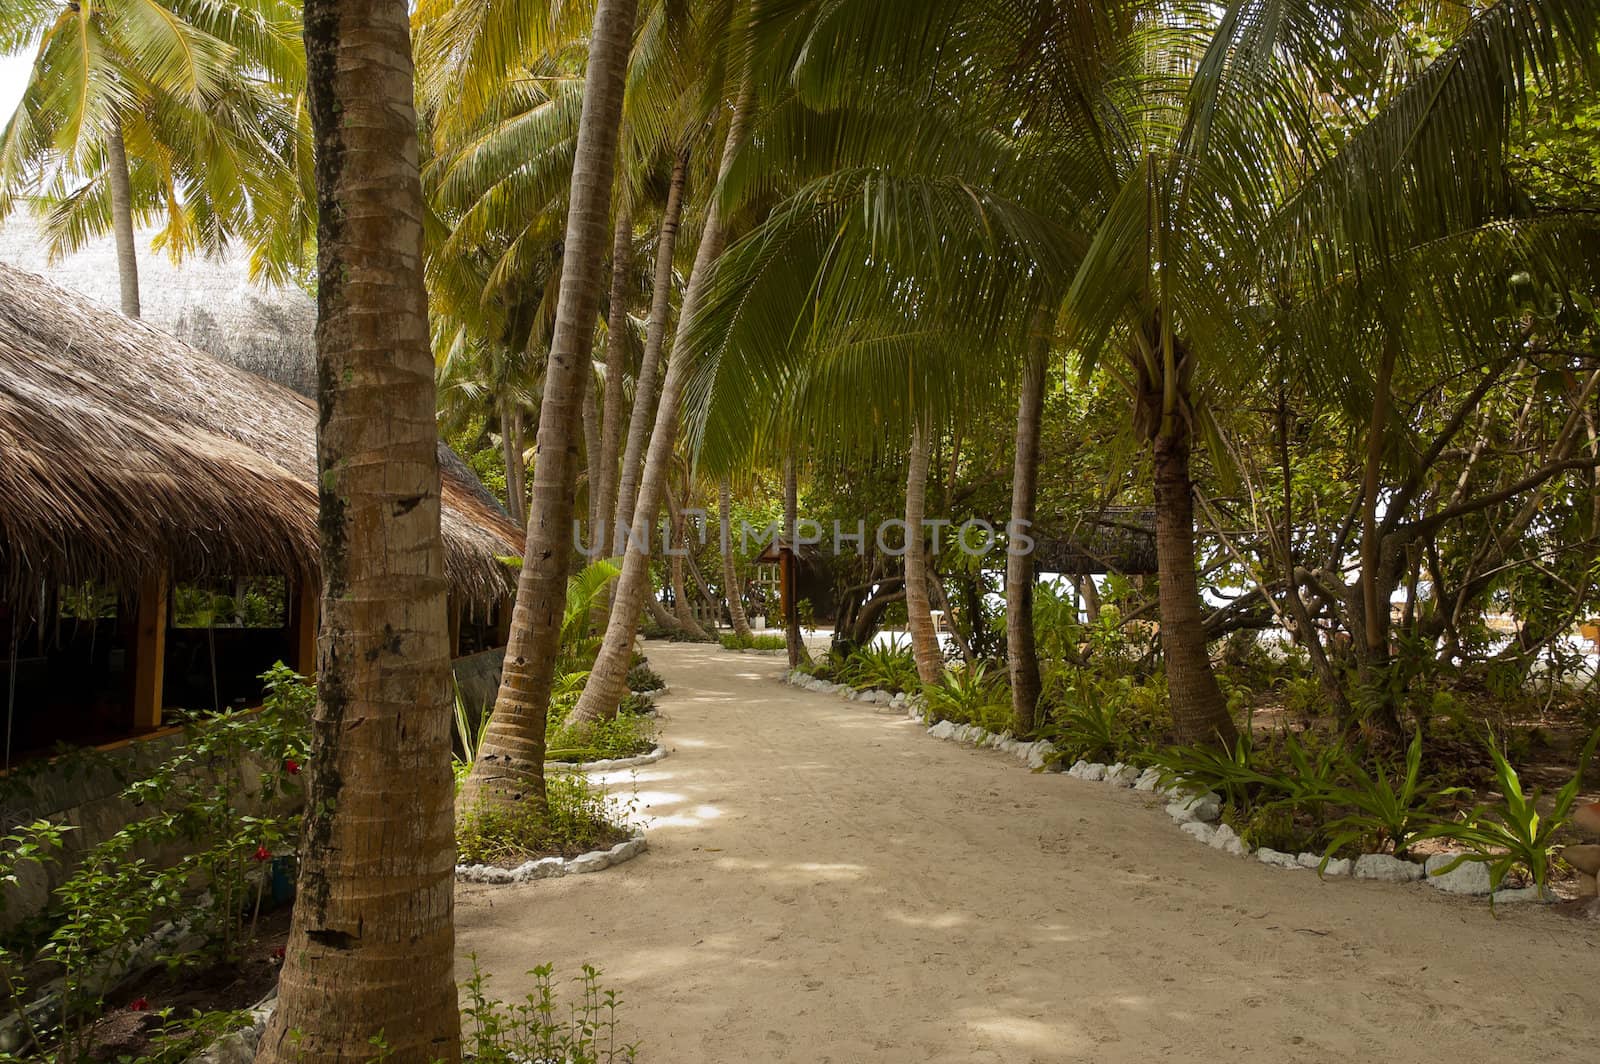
[781,668,1560,911]
[546,743,669,773]
[456,834,649,885]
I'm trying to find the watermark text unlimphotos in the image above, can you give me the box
[575,516,1035,559]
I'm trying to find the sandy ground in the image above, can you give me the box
[455,642,1600,1063]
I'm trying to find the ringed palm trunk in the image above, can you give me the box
[1006,331,1049,734]
[720,475,754,638]
[611,148,689,554]
[782,456,811,668]
[105,118,141,319]
[595,200,634,555]
[459,0,639,811]
[571,83,755,724]
[905,423,943,685]
[500,399,526,529]
[256,1,458,1061]
[1152,428,1238,748]
[582,364,603,549]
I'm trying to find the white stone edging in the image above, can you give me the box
[546,743,668,774]
[782,669,1558,910]
[456,834,649,885]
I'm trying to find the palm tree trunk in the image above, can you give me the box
[782,456,812,668]
[1007,331,1048,733]
[581,364,602,549]
[1152,429,1238,748]
[501,400,526,529]
[720,475,754,638]
[105,118,141,319]
[257,2,457,1061]
[571,81,755,724]
[595,200,634,556]
[905,423,942,685]
[459,0,639,810]
[666,486,714,640]
[611,148,688,553]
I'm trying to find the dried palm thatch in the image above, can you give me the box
[0,262,520,605]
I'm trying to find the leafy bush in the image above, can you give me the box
[456,773,632,866]
[1315,731,1465,860]
[625,660,665,692]
[839,640,919,692]
[922,663,1011,732]
[1039,671,1170,760]
[462,956,636,1064]
[1421,727,1600,897]
[719,633,787,651]
[546,706,656,764]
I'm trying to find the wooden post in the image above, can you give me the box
[494,594,513,648]
[288,577,319,678]
[447,595,462,659]
[131,569,169,731]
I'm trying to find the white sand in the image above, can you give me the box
[456,642,1600,1063]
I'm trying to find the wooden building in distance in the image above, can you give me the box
[0,262,521,766]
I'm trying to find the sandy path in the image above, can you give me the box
[456,642,1600,1063]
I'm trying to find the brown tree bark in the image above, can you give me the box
[611,148,689,554]
[1152,429,1238,747]
[500,399,526,529]
[460,0,639,810]
[720,475,754,638]
[255,1,458,1061]
[582,361,603,549]
[666,484,714,640]
[782,456,812,668]
[1007,330,1048,734]
[905,423,943,685]
[595,200,634,556]
[572,82,755,724]
[106,118,141,319]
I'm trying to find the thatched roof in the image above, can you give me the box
[0,261,521,605]
[0,214,316,394]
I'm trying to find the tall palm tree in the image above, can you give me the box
[903,424,942,684]
[719,473,755,638]
[1006,319,1051,734]
[455,0,640,812]
[255,0,458,1061]
[0,0,311,316]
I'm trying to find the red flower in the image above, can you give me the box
[254,845,272,862]
[129,998,149,1012]
[283,758,301,775]
[272,946,286,961]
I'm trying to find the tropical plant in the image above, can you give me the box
[461,956,638,1064]
[921,663,1010,732]
[840,640,920,693]
[1317,732,1468,861]
[1422,727,1600,897]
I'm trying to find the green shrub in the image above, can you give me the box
[840,640,919,692]
[922,663,1011,732]
[456,774,631,866]
[1039,672,1170,760]
[1421,727,1600,898]
[719,633,787,651]
[625,660,666,692]
[462,956,636,1063]
[1316,731,1465,860]
[545,703,656,764]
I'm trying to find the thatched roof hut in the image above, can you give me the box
[1033,508,1159,575]
[0,260,519,605]
[0,214,317,394]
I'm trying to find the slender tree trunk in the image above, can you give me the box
[1080,576,1101,624]
[501,400,526,529]
[1152,430,1238,747]
[905,423,942,685]
[595,200,634,556]
[667,486,714,640]
[572,82,755,724]
[782,456,812,667]
[582,363,602,549]
[460,0,639,810]
[1007,331,1048,734]
[720,476,754,638]
[611,148,688,553]
[105,118,141,319]
[256,2,458,1061]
